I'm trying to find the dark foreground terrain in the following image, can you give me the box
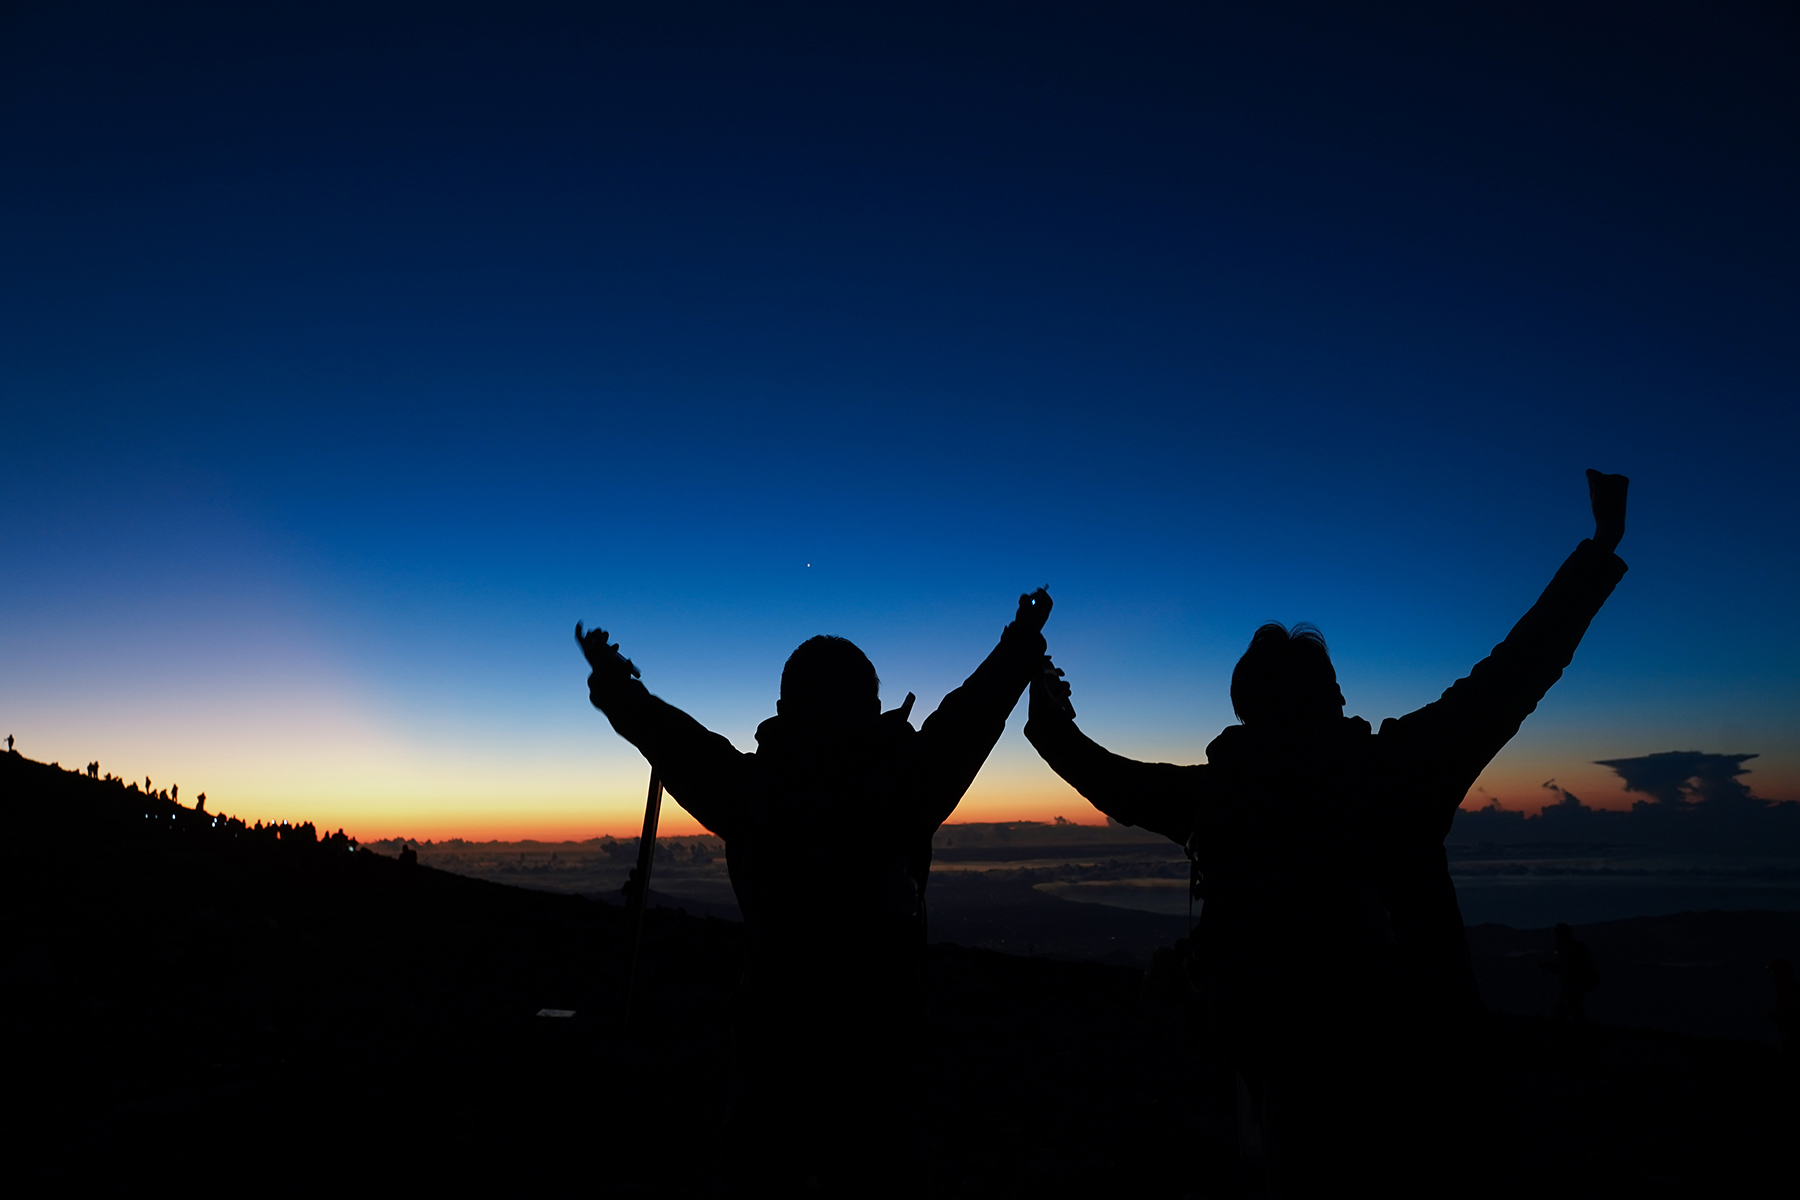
[4,754,1794,1197]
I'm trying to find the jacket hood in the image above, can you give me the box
[755,693,917,753]
[1204,714,1373,766]
[753,702,917,776]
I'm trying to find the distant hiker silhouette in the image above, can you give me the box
[398,843,418,868]
[5,735,12,753]
[579,589,1053,1197]
[1025,469,1629,1194]
[1543,923,1598,1025]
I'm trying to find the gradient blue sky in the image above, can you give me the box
[3,2,1796,839]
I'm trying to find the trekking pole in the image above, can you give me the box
[623,767,663,1025]
[573,622,662,1026]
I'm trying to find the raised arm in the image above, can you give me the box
[1381,470,1630,819]
[577,623,750,838]
[909,589,1054,829]
[1023,660,1208,846]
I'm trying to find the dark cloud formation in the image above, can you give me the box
[1594,751,1759,808]
[1540,779,1584,808]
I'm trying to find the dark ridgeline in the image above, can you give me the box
[578,590,1053,1197]
[0,748,735,1196]
[0,751,352,854]
[1025,470,1633,1194]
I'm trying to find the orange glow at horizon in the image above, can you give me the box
[17,700,1796,844]
[59,753,1800,845]
[316,782,1120,843]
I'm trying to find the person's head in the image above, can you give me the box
[1230,623,1345,727]
[779,635,880,725]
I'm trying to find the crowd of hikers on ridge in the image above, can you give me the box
[576,469,1635,1196]
[0,750,358,856]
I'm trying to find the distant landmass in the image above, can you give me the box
[363,769,1800,959]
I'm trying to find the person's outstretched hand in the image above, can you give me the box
[1586,469,1629,554]
[575,621,641,682]
[1014,587,1054,634]
[1031,656,1076,724]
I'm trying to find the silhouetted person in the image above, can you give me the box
[1025,470,1629,1194]
[1769,958,1799,1061]
[398,842,418,868]
[195,792,206,814]
[5,735,12,753]
[1543,923,1597,1025]
[578,590,1053,1197]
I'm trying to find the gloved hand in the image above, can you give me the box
[1030,656,1076,723]
[1013,587,1054,634]
[575,621,641,704]
[1002,588,1054,665]
[1586,469,1629,554]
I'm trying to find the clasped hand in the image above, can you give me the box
[1014,587,1054,634]
[1030,658,1075,724]
[575,621,640,682]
